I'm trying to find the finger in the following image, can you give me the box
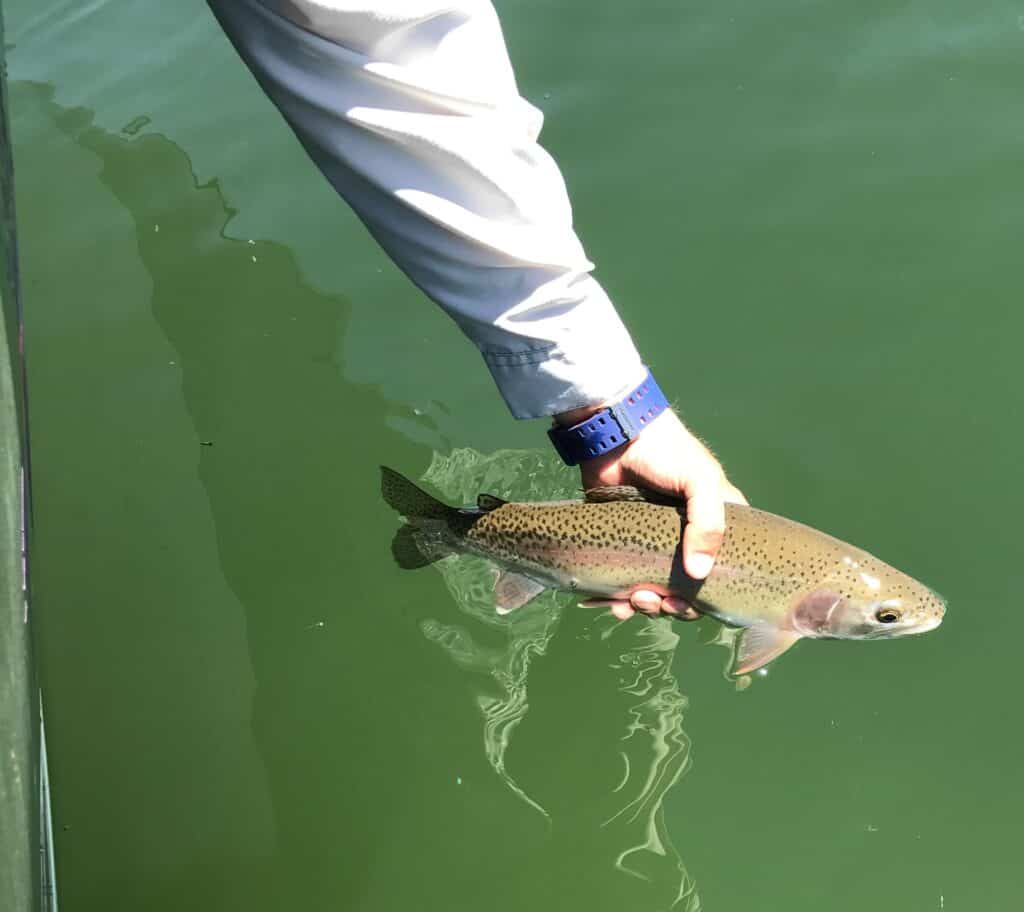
[579,598,614,608]
[662,597,700,621]
[579,598,637,621]
[629,589,665,616]
[683,477,726,580]
[723,482,748,506]
[611,602,636,621]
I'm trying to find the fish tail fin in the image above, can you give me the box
[380,466,455,520]
[391,524,450,570]
[382,467,462,571]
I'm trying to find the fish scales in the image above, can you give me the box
[465,501,681,594]
[380,467,945,674]
[707,506,944,630]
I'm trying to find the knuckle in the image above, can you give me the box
[699,531,725,552]
[689,527,725,555]
[693,468,723,492]
[691,516,726,540]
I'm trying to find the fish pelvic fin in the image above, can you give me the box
[391,524,452,570]
[494,570,547,615]
[380,466,455,520]
[733,624,802,675]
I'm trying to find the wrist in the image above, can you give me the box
[553,401,608,428]
[547,368,669,466]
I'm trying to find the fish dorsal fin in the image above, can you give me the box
[733,624,802,675]
[494,570,547,615]
[583,485,682,507]
[477,493,508,512]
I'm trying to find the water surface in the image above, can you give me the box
[8,1,1024,909]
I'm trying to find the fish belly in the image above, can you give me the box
[468,540,675,601]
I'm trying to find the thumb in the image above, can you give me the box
[682,477,726,580]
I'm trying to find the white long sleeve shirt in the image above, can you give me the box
[208,0,647,419]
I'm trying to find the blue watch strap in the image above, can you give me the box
[547,370,669,466]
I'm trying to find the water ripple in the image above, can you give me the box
[419,447,703,908]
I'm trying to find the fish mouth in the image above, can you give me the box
[917,591,946,633]
[887,612,943,638]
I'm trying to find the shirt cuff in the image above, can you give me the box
[484,344,648,420]
[476,274,648,419]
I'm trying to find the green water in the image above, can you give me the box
[7,1,1023,909]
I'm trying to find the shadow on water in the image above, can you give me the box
[24,80,721,911]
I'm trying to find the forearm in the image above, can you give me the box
[207,0,646,418]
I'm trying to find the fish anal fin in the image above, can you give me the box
[477,493,508,511]
[583,485,682,507]
[494,571,547,615]
[733,624,802,675]
[391,524,448,570]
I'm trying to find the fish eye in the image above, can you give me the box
[875,608,902,624]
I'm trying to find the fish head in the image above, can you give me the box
[791,559,946,641]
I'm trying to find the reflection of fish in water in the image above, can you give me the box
[381,467,945,675]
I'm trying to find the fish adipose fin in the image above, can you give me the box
[733,624,802,675]
[494,571,547,615]
[381,466,454,519]
[584,485,683,508]
[477,493,508,512]
[391,524,451,570]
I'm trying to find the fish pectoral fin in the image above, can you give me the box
[493,571,547,615]
[733,624,802,675]
[583,485,682,507]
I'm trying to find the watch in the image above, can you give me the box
[547,369,669,466]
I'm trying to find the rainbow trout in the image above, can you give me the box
[381,468,945,674]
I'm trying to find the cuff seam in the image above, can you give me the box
[481,343,557,367]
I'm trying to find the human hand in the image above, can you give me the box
[558,407,747,621]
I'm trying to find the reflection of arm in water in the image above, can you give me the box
[206,0,745,595]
